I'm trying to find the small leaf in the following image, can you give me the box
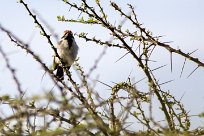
[57,15,65,21]
[40,31,45,36]
[61,15,65,21]
[0,95,10,101]
[199,112,204,118]
[80,16,84,22]
[57,16,61,21]
[87,17,94,23]
[95,0,100,4]
[29,100,35,108]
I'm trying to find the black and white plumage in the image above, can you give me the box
[53,30,78,80]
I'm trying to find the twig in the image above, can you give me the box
[0,46,23,95]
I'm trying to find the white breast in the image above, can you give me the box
[56,38,78,66]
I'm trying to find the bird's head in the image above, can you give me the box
[62,30,74,40]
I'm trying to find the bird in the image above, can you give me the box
[52,30,78,80]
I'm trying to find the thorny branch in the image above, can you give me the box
[15,1,111,135]
[60,0,200,133]
[0,0,204,135]
[0,46,23,95]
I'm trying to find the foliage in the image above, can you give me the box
[0,0,204,135]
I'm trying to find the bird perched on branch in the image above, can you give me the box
[53,30,78,80]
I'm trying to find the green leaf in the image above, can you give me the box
[80,16,84,22]
[79,32,87,37]
[57,16,61,21]
[96,0,100,4]
[40,31,45,36]
[57,15,65,21]
[29,100,35,108]
[61,15,65,21]
[0,95,10,101]
[199,112,204,118]
[87,17,94,23]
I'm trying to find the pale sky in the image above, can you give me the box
[0,0,204,130]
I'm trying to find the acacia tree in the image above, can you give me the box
[0,0,204,135]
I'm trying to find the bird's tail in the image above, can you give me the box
[56,66,64,80]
